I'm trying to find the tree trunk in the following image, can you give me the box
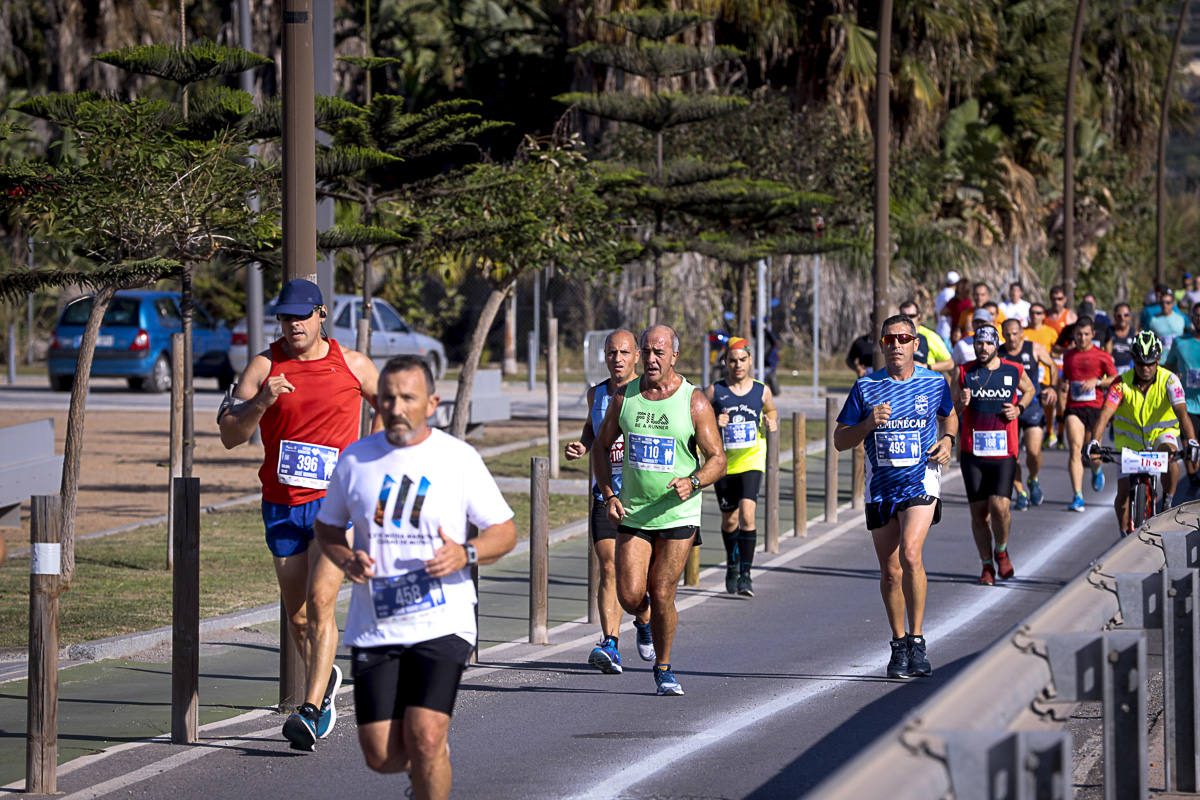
[872,0,894,370]
[449,283,510,440]
[1062,0,1088,308]
[737,262,752,341]
[1156,0,1191,287]
[502,289,518,375]
[59,285,116,587]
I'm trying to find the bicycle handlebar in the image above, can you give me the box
[1087,445,1186,465]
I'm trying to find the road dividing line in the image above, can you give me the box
[563,499,1111,800]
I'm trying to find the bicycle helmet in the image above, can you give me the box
[1131,330,1162,364]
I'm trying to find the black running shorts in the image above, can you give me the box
[1065,404,1102,434]
[1017,399,1045,429]
[351,634,474,723]
[590,496,620,542]
[865,495,941,531]
[713,470,763,512]
[961,453,1017,503]
[618,524,700,545]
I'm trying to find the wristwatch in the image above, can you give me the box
[689,475,701,491]
[464,544,478,566]
[941,434,956,447]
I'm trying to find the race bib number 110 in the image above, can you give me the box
[627,433,676,472]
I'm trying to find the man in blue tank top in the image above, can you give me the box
[565,329,654,674]
[835,314,957,680]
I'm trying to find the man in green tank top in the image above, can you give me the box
[592,325,726,696]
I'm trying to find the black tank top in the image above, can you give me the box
[1111,330,1134,369]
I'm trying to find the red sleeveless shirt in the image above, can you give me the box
[258,337,363,505]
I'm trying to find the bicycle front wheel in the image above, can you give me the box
[1131,479,1153,530]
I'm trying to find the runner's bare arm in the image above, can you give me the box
[1016,369,1036,409]
[834,400,890,451]
[686,388,726,489]
[565,385,597,461]
[424,520,518,579]
[590,390,625,502]
[927,410,959,465]
[315,519,374,583]
[218,352,291,449]
[1087,396,1119,450]
[761,385,779,432]
[341,346,383,433]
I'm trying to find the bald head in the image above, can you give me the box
[603,328,638,384]
[640,325,680,353]
[605,328,636,351]
[639,324,680,386]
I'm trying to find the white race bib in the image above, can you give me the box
[627,433,676,472]
[277,439,339,489]
[1069,381,1096,402]
[371,567,446,620]
[722,420,758,450]
[610,435,624,477]
[1120,448,1168,475]
[972,430,1008,457]
[873,429,922,467]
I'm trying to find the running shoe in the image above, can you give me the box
[654,665,684,696]
[978,562,995,586]
[1067,493,1085,512]
[633,620,655,662]
[316,664,342,739]
[994,549,1015,580]
[737,570,754,597]
[1013,489,1029,511]
[725,563,739,594]
[1047,433,1059,449]
[1029,478,1044,506]
[906,634,932,678]
[282,710,318,751]
[1092,468,1105,493]
[588,637,623,674]
[886,638,909,678]
[1054,436,1066,451]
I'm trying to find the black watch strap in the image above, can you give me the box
[942,434,956,446]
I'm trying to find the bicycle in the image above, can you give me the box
[1088,445,1184,534]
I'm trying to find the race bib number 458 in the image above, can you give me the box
[627,433,676,472]
[371,568,446,620]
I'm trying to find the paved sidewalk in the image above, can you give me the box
[0,455,856,789]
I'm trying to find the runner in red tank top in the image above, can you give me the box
[951,324,1035,585]
[219,279,381,751]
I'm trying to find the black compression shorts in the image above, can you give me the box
[618,524,700,546]
[865,495,941,530]
[352,634,474,722]
[1065,404,1102,434]
[590,497,619,542]
[713,471,763,512]
[961,453,1017,503]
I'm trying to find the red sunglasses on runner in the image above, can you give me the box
[880,333,917,346]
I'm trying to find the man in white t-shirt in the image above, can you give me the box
[999,282,1031,326]
[935,270,960,342]
[315,355,516,800]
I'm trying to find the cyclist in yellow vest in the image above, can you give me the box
[704,337,778,597]
[1085,331,1200,532]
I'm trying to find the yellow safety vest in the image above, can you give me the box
[1112,367,1180,451]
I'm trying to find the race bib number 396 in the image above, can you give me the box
[627,433,676,472]
[277,440,339,489]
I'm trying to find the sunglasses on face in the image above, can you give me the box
[277,309,317,323]
[1051,296,1064,302]
[1116,312,1131,318]
[881,333,917,346]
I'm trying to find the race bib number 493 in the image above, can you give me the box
[873,429,922,467]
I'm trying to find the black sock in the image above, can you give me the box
[298,702,320,722]
[738,530,757,569]
[722,528,739,563]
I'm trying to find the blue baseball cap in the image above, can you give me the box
[274,279,323,316]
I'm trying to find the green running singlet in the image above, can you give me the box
[617,376,702,530]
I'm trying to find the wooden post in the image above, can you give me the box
[852,443,865,510]
[825,398,838,523]
[26,495,60,795]
[167,333,184,570]
[547,318,560,479]
[765,426,780,553]
[587,460,599,625]
[171,477,200,744]
[529,457,549,644]
[794,412,807,537]
[279,600,305,710]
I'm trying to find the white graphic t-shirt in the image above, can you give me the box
[317,429,513,648]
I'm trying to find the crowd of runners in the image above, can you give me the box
[212,274,1200,799]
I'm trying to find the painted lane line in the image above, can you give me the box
[562,499,1111,799]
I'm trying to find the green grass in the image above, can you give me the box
[0,493,588,650]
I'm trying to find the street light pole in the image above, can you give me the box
[283,0,317,286]
[872,0,894,368]
[1062,0,1088,309]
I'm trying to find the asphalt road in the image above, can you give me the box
[14,446,1126,800]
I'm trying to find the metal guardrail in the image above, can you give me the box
[807,501,1200,800]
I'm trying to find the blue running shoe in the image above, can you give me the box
[1092,468,1105,493]
[1029,478,1044,506]
[1068,493,1085,512]
[633,620,655,662]
[588,638,622,674]
[282,711,317,751]
[316,664,342,739]
[906,634,932,678]
[886,638,909,679]
[1013,489,1029,511]
[654,665,684,696]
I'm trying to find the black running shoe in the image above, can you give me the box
[886,638,909,679]
[725,563,738,594]
[736,570,754,597]
[906,634,932,677]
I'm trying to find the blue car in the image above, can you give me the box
[48,291,235,392]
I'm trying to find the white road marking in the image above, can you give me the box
[562,498,1111,799]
